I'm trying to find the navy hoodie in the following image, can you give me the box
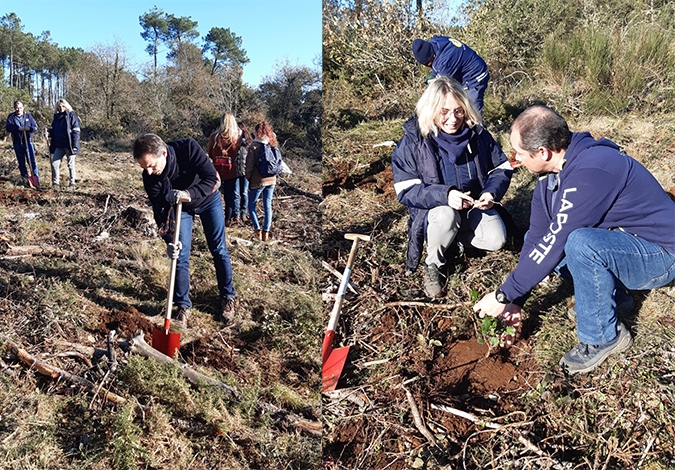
[501,132,675,304]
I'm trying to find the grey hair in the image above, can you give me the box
[511,105,571,152]
[415,76,482,138]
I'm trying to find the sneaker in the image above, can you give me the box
[423,264,444,298]
[559,321,633,375]
[567,291,634,321]
[175,307,190,328]
[220,298,236,323]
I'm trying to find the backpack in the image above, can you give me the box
[256,143,283,177]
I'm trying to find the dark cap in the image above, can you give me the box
[412,39,434,65]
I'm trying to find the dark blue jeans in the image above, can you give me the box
[174,194,236,309]
[14,143,39,179]
[248,185,275,231]
[221,178,237,221]
[233,176,249,218]
[562,228,675,345]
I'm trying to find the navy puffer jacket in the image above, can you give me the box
[50,111,81,155]
[391,115,512,271]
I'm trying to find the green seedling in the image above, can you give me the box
[477,315,516,347]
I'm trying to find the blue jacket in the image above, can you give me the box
[50,111,81,155]
[429,36,489,87]
[391,116,513,270]
[142,138,221,241]
[6,112,37,147]
[501,132,675,305]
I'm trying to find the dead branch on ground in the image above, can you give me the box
[7,341,126,404]
[404,386,437,446]
[431,403,569,469]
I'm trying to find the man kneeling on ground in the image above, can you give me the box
[473,105,675,375]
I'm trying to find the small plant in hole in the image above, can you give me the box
[477,315,516,347]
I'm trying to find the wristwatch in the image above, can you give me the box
[495,288,510,304]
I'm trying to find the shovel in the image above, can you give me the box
[322,233,370,392]
[152,198,188,357]
[23,130,40,189]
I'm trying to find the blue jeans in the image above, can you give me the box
[221,178,237,221]
[174,194,236,309]
[248,185,275,231]
[14,143,39,179]
[233,176,249,218]
[562,228,675,345]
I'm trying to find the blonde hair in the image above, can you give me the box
[215,113,240,144]
[55,98,73,113]
[415,76,482,138]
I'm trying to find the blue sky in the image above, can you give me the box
[4,0,322,87]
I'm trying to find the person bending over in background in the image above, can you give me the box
[49,98,81,189]
[5,100,39,187]
[391,76,513,299]
[412,36,490,114]
[133,133,237,326]
[245,121,281,242]
[473,105,675,375]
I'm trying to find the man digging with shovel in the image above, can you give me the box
[133,134,237,328]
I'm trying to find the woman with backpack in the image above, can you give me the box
[49,98,81,189]
[245,121,282,241]
[207,113,247,226]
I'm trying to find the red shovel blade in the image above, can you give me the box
[322,330,350,392]
[152,326,181,358]
[27,175,39,189]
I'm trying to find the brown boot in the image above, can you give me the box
[261,230,269,241]
[254,229,262,241]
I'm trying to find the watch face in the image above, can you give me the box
[496,290,508,304]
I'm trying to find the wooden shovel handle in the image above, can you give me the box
[164,201,184,328]
[325,233,370,332]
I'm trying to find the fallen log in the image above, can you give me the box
[7,341,126,404]
[121,333,241,401]
[124,333,321,436]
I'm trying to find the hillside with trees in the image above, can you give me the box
[0,8,321,148]
[323,0,675,468]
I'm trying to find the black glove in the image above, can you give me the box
[166,241,182,260]
[166,189,191,204]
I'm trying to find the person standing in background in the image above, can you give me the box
[49,98,81,189]
[235,122,251,223]
[207,113,247,226]
[246,121,281,241]
[6,100,39,187]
